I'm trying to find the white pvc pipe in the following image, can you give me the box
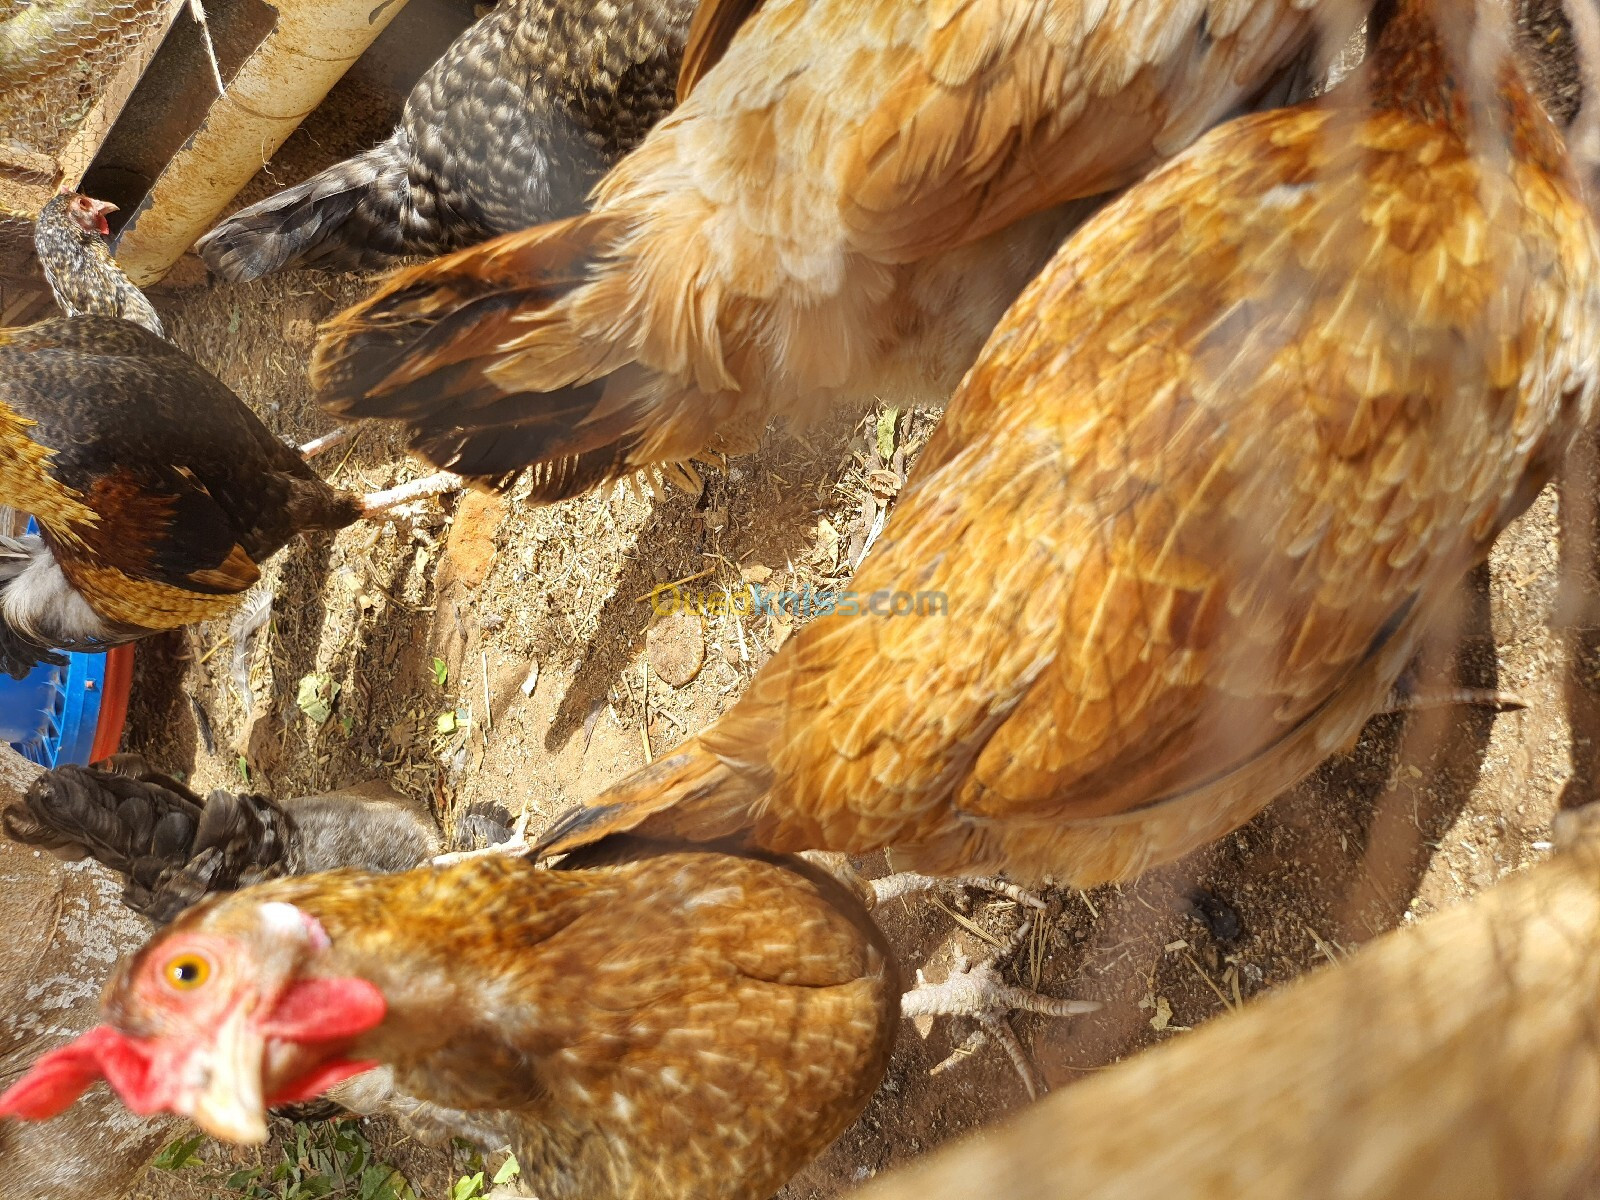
[114,0,411,286]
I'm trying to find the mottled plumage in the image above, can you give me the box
[195,0,696,281]
[2,755,439,923]
[533,0,1600,886]
[0,317,362,677]
[311,0,1348,499]
[34,192,165,338]
[2,848,898,1200]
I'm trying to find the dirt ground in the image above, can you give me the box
[109,5,1600,1197]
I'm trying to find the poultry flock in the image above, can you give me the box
[0,0,1598,1197]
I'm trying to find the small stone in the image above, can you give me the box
[648,611,706,687]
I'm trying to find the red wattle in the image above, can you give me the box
[266,1059,381,1106]
[263,977,387,1042]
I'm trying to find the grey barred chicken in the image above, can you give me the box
[33,191,165,338]
[2,754,440,924]
[195,0,696,282]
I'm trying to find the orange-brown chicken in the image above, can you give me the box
[526,0,1600,893]
[0,846,898,1200]
[310,0,1355,499]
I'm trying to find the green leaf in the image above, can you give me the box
[436,710,457,735]
[361,1166,411,1200]
[225,1167,262,1191]
[295,673,341,725]
[875,406,899,460]
[492,1154,521,1186]
[153,1133,205,1171]
[237,754,251,783]
[451,1172,486,1200]
[432,657,449,687]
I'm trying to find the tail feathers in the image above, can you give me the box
[0,535,68,678]
[532,741,753,860]
[312,213,668,501]
[196,136,422,282]
[3,760,295,923]
[0,618,62,680]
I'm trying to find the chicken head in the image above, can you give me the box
[0,899,384,1143]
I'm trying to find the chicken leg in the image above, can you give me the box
[360,470,465,515]
[900,916,1098,1100]
[299,427,355,458]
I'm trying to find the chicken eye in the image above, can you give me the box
[163,954,211,991]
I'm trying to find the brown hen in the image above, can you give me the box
[0,846,898,1200]
[527,0,1600,892]
[310,0,1354,498]
[0,317,451,679]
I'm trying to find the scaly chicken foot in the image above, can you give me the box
[869,870,1046,911]
[298,427,355,458]
[430,808,531,867]
[624,460,709,504]
[361,470,465,515]
[1380,685,1527,715]
[1380,667,1527,716]
[900,918,1099,1101]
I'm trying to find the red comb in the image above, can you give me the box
[0,1026,155,1121]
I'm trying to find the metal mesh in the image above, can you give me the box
[0,0,173,162]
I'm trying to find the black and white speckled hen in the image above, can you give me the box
[2,754,441,924]
[33,191,166,338]
[194,0,696,282]
[0,316,436,680]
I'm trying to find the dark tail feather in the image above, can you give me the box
[0,619,62,680]
[454,801,515,852]
[532,742,750,860]
[196,135,430,282]
[311,213,649,500]
[3,759,296,923]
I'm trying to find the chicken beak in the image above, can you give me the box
[184,1004,269,1144]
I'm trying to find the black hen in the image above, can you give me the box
[2,754,440,924]
[0,316,366,678]
[195,0,695,282]
[33,191,166,338]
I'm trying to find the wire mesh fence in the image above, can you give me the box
[0,0,172,162]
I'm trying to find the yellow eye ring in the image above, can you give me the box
[163,954,211,991]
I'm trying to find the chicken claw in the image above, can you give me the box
[430,809,532,867]
[869,871,1046,912]
[900,918,1098,1100]
[1379,683,1527,715]
[360,470,465,516]
[298,427,355,458]
[657,460,705,500]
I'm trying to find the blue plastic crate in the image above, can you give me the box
[0,651,109,767]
